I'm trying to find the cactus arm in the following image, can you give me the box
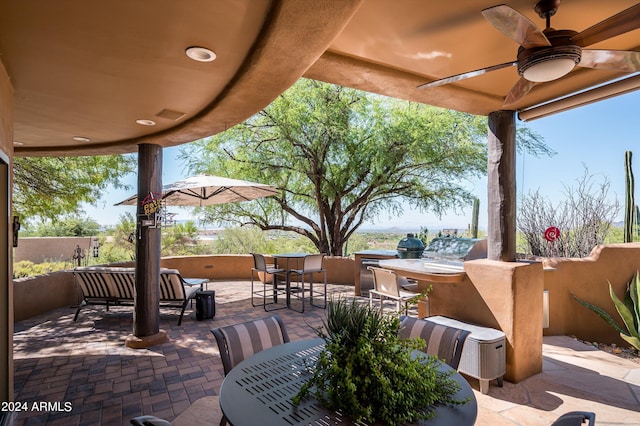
[471,198,479,239]
[630,272,640,330]
[624,151,634,243]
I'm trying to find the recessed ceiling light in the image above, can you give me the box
[185,46,216,62]
[136,119,156,126]
[72,136,91,142]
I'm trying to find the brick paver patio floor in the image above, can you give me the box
[11,280,640,425]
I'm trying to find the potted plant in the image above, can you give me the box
[292,298,469,424]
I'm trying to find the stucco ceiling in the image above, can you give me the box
[1,0,639,156]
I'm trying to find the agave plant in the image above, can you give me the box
[572,271,640,350]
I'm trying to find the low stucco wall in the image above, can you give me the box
[542,243,640,346]
[13,254,356,322]
[14,236,94,264]
[13,271,80,322]
[160,254,355,284]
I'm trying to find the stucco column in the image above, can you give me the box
[487,110,516,261]
[0,60,14,402]
[125,143,168,348]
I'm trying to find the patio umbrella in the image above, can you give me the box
[115,174,278,207]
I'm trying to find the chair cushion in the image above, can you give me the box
[74,269,113,299]
[159,271,186,300]
[399,316,466,367]
[218,317,286,370]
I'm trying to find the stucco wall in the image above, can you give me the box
[1,55,15,403]
[13,254,356,322]
[14,237,95,264]
[542,243,640,346]
[423,260,544,383]
[0,61,11,156]
[13,271,80,322]
[160,254,355,284]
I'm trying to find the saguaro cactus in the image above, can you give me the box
[471,197,479,238]
[624,151,635,243]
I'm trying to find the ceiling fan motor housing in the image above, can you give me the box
[517,29,581,81]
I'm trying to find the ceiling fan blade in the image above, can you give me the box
[579,49,640,72]
[481,5,550,49]
[417,61,516,89]
[572,3,640,47]
[503,77,536,107]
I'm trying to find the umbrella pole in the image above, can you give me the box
[126,144,169,349]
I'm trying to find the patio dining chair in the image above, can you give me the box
[398,315,470,370]
[287,253,327,313]
[211,316,290,425]
[368,266,417,315]
[211,315,291,375]
[250,253,287,311]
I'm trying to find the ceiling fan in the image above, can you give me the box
[417,0,640,107]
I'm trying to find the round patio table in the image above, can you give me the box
[272,252,309,270]
[219,338,478,426]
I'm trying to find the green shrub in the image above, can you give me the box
[13,260,68,278]
[292,298,468,424]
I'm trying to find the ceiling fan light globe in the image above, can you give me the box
[522,58,577,82]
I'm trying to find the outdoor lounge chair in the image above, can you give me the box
[398,315,471,370]
[72,267,203,325]
[368,266,416,315]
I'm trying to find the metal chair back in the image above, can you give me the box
[251,252,268,272]
[369,266,401,297]
[302,253,324,271]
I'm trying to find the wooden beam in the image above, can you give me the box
[487,111,516,261]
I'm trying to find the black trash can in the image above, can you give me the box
[196,290,215,320]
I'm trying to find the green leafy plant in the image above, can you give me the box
[292,298,467,424]
[572,271,640,350]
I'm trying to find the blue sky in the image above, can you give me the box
[87,89,640,232]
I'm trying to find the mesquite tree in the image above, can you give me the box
[13,155,136,221]
[182,79,547,256]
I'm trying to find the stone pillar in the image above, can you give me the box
[125,144,169,348]
[487,110,516,261]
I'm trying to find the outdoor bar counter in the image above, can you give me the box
[378,258,466,283]
[378,258,466,318]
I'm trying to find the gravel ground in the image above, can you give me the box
[577,337,640,365]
